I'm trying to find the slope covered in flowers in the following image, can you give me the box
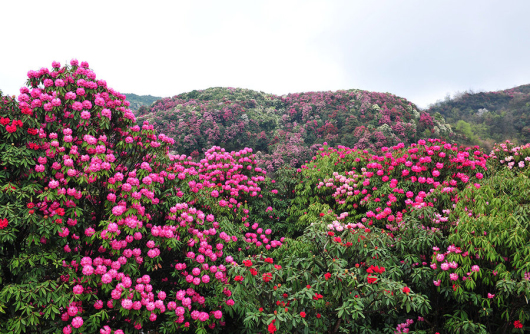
[136,87,453,171]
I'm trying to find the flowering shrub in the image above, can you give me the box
[230,139,492,333]
[428,166,530,333]
[488,140,530,172]
[0,61,281,334]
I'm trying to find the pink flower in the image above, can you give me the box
[101,274,112,284]
[433,280,441,286]
[94,300,103,309]
[449,273,459,281]
[121,299,133,309]
[72,285,84,294]
[488,293,495,299]
[80,111,91,120]
[102,108,112,119]
[112,205,125,216]
[67,306,78,316]
[71,316,83,328]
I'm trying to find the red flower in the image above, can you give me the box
[514,320,523,329]
[6,125,17,133]
[21,107,33,115]
[274,264,282,270]
[268,320,277,333]
[402,286,410,295]
[249,268,258,276]
[27,203,35,209]
[324,272,332,280]
[243,259,253,267]
[374,266,385,274]
[0,218,8,229]
[0,117,9,126]
[56,208,65,216]
[300,311,306,318]
[319,213,325,217]
[264,257,274,264]
[262,272,272,282]
[313,293,323,300]
[259,307,263,312]
[234,275,244,282]
[334,237,341,243]
[316,313,321,318]
[367,276,377,284]
[327,231,334,236]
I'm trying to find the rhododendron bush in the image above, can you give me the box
[0,61,284,334]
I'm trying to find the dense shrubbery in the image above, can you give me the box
[2,61,530,334]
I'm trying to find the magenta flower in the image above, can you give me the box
[80,111,91,120]
[111,205,125,216]
[72,285,83,294]
[71,316,83,329]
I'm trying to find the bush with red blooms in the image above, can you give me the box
[228,139,495,333]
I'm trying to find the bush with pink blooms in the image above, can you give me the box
[0,61,282,334]
[488,140,530,172]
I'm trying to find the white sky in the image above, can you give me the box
[1,0,529,108]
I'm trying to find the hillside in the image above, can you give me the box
[426,84,530,149]
[135,87,453,171]
[124,93,162,111]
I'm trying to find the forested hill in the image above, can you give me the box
[124,93,163,111]
[135,87,453,170]
[426,84,530,149]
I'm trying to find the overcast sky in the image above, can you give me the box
[1,0,529,108]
